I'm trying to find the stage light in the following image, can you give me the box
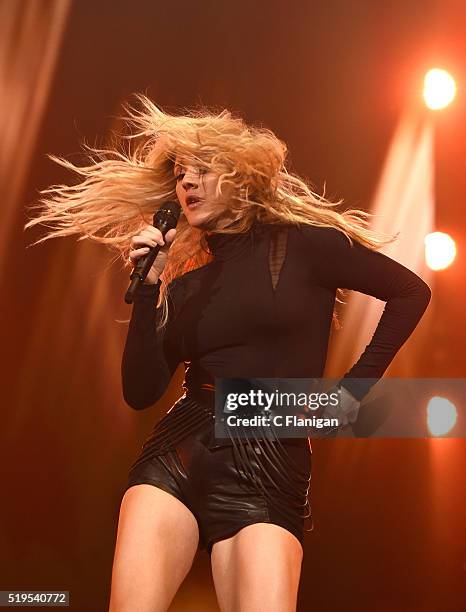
[424,231,456,270]
[427,396,457,436]
[423,68,456,110]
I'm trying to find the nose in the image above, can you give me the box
[182,176,198,190]
[181,168,201,190]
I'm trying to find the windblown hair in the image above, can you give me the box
[25,94,397,329]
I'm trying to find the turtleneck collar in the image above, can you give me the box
[204,221,257,262]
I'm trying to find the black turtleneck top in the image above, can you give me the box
[121,222,431,410]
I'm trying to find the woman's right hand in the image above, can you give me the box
[128,226,177,285]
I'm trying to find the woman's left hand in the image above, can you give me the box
[321,384,361,427]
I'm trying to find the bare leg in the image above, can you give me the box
[109,484,199,612]
[211,523,303,612]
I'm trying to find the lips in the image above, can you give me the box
[186,195,202,207]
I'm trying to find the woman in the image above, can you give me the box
[25,95,431,611]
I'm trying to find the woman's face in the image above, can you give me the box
[173,157,237,229]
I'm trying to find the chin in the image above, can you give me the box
[184,206,220,226]
[185,214,214,229]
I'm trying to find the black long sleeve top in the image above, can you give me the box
[122,222,431,410]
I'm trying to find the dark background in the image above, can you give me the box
[2,1,465,610]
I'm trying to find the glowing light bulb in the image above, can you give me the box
[423,68,456,110]
[425,232,456,271]
[427,396,457,436]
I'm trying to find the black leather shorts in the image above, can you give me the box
[125,392,313,555]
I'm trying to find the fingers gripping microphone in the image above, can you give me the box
[125,201,181,304]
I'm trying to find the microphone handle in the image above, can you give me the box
[124,217,172,304]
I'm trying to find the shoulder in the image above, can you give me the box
[252,221,357,253]
[288,222,356,253]
[255,221,349,240]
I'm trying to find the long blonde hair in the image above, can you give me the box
[25,94,397,329]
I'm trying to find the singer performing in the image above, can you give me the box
[25,95,432,611]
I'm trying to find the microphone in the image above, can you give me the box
[125,201,181,304]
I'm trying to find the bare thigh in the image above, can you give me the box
[109,484,199,612]
[211,523,303,612]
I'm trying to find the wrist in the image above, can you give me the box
[134,279,161,299]
[142,276,160,286]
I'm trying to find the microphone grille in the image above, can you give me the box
[153,201,181,225]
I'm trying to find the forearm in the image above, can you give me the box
[340,277,432,401]
[121,281,174,410]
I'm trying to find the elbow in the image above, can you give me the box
[123,396,153,411]
[121,359,171,410]
[410,278,432,322]
[406,275,432,309]
[419,279,432,309]
[122,385,166,411]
